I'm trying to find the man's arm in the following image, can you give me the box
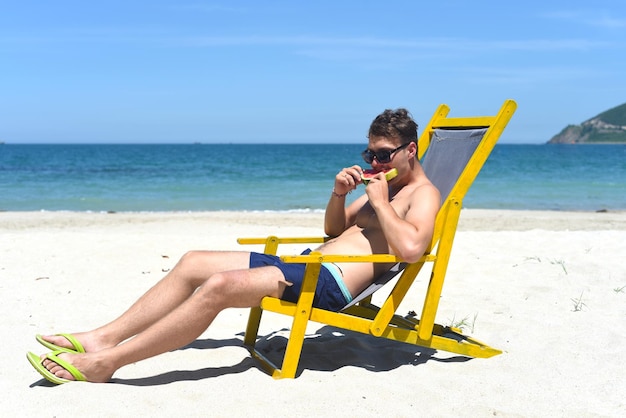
[324,166,365,237]
[367,180,440,263]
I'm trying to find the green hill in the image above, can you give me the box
[548,102,626,144]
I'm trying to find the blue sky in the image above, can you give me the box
[1,1,625,144]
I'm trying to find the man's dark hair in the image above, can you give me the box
[368,108,418,145]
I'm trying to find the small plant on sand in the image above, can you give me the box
[448,313,478,333]
[613,285,625,294]
[571,291,587,312]
[550,259,568,275]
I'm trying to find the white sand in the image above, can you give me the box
[2,210,625,417]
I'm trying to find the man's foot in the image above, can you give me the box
[27,350,114,384]
[36,331,110,354]
[27,351,85,384]
[36,333,85,353]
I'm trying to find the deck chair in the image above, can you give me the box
[238,99,517,378]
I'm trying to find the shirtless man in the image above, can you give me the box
[29,108,440,384]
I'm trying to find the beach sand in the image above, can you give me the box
[2,209,625,417]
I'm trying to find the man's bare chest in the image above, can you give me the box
[355,197,409,229]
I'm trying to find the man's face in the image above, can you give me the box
[362,136,410,171]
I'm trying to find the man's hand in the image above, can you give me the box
[364,172,390,208]
[333,165,363,196]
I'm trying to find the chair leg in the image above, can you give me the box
[244,306,263,347]
[277,310,310,378]
[275,261,321,378]
[418,200,462,341]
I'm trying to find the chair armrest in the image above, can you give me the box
[238,236,330,255]
[237,236,328,245]
[281,253,404,264]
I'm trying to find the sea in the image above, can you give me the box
[1,143,625,212]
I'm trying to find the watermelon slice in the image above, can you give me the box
[361,168,398,185]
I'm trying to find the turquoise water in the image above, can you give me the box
[1,144,625,212]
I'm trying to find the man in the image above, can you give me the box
[28,108,440,384]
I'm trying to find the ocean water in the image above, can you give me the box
[1,144,625,212]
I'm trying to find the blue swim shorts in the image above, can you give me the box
[249,249,351,312]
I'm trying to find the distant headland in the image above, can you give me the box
[548,102,626,144]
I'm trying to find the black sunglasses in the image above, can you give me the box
[361,142,410,164]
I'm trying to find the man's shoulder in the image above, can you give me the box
[404,178,439,199]
[403,179,441,212]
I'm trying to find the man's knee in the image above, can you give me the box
[172,251,214,289]
[195,272,232,308]
[178,250,202,265]
[176,250,214,275]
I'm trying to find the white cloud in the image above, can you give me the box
[460,66,605,85]
[166,4,249,14]
[177,35,607,52]
[541,10,626,29]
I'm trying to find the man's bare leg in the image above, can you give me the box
[40,250,253,353]
[41,260,289,383]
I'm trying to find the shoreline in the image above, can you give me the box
[2,208,625,231]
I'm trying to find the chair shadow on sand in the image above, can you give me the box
[106,325,470,386]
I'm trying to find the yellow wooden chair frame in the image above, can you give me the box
[238,99,517,378]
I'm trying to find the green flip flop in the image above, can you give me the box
[26,350,86,384]
[36,333,85,353]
